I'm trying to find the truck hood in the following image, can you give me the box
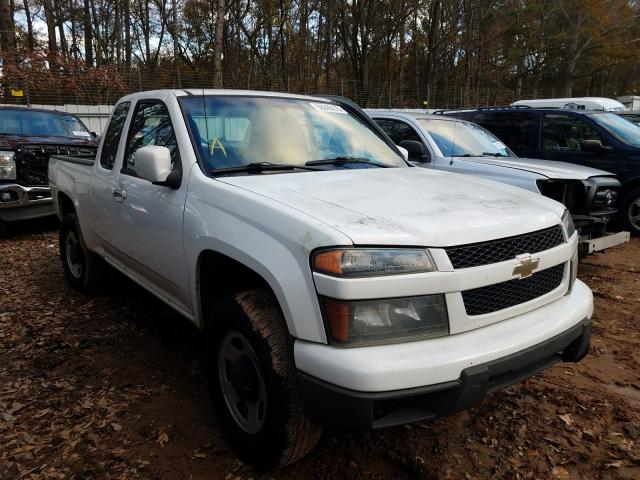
[0,134,98,150]
[458,156,613,179]
[219,168,565,247]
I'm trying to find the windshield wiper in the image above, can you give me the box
[210,162,322,176]
[306,156,390,167]
[455,154,484,157]
[481,152,509,157]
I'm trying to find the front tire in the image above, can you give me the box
[622,187,640,236]
[206,290,322,468]
[0,219,8,237]
[59,213,101,290]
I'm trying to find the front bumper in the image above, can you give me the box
[295,279,592,392]
[579,230,630,255]
[0,183,54,221]
[299,317,590,429]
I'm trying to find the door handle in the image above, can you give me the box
[112,184,127,201]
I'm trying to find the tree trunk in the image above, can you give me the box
[172,0,181,87]
[83,0,93,65]
[325,0,332,90]
[213,0,225,87]
[0,0,16,59]
[70,7,78,60]
[43,0,58,55]
[22,0,33,51]
[124,0,131,71]
[90,0,101,66]
[143,0,151,68]
[54,0,68,57]
[114,0,121,65]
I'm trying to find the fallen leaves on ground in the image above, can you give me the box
[1,223,639,479]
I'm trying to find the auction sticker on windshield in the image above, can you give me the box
[310,103,347,114]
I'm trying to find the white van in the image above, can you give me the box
[511,97,627,112]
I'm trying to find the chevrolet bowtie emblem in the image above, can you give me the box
[513,253,540,279]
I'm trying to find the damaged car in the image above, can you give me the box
[0,106,98,234]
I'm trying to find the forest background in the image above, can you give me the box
[0,0,639,107]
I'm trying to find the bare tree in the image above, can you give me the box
[213,0,225,87]
[0,0,16,59]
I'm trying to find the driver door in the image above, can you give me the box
[106,99,191,314]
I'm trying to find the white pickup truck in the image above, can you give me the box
[49,90,593,468]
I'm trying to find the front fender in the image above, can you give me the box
[184,169,352,342]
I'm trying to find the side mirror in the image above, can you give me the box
[90,131,98,139]
[581,139,612,154]
[136,145,174,185]
[399,140,430,162]
[396,145,409,161]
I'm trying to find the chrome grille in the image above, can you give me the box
[461,263,565,316]
[16,144,97,186]
[445,225,564,269]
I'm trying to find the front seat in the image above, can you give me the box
[244,108,309,165]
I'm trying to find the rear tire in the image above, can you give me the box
[622,188,640,236]
[0,219,8,237]
[59,213,102,290]
[205,289,322,468]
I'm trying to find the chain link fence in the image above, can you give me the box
[0,67,622,109]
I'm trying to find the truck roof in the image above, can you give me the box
[118,89,327,103]
[0,105,79,116]
[512,97,626,111]
[366,110,462,121]
[430,106,618,115]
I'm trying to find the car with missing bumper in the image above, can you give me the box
[0,106,98,233]
[48,90,593,468]
[368,110,629,255]
[436,106,640,236]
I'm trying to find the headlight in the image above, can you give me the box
[561,209,575,241]
[312,248,435,277]
[568,250,578,293]
[594,188,618,209]
[0,151,16,180]
[321,295,449,346]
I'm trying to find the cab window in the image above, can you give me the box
[375,119,422,144]
[124,101,180,175]
[100,102,130,170]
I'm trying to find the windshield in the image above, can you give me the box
[417,118,513,157]
[589,113,640,147]
[180,96,406,173]
[0,109,92,138]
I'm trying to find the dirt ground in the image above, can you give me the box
[1,219,639,480]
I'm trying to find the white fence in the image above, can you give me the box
[0,104,443,136]
[0,103,114,134]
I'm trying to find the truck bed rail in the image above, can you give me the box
[50,154,96,167]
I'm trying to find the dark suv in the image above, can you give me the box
[437,106,640,235]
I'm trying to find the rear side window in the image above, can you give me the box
[100,102,130,170]
[472,112,535,156]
